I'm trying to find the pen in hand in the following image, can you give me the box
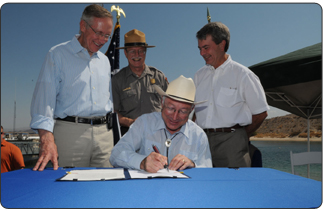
[152,145,169,172]
[152,144,160,154]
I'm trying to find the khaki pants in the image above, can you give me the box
[206,128,251,167]
[54,120,113,168]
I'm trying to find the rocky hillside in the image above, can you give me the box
[255,114,322,138]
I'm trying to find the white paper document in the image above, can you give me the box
[128,168,189,179]
[59,168,125,181]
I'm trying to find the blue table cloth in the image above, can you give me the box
[1,167,322,208]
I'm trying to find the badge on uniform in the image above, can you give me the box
[123,87,131,91]
[150,78,156,85]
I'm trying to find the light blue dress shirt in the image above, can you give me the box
[30,35,113,132]
[110,112,212,170]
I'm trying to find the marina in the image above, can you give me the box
[10,141,39,155]
[4,132,40,155]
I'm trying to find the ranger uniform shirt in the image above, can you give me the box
[112,65,168,119]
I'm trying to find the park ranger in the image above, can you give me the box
[112,29,168,135]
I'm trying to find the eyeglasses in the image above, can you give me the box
[83,19,111,40]
[164,104,191,116]
[127,49,146,56]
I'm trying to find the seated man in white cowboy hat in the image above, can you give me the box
[112,29,168,136]
[110,75,212,173]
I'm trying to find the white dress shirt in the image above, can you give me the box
[194,55,269,129]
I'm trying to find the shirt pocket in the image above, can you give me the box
[121,89,137,111]
[216,87,241,108]
[146,86,162,109]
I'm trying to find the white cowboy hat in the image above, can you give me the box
[153,75,206,105]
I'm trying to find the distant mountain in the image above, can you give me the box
[256,114,322,138]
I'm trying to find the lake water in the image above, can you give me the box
[251,140,322,181]
[25,140,322,181]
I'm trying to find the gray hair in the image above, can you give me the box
[81,4,112,23]
[79,4,113,34]
[196,22,230,52]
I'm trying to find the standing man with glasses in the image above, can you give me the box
[30,4,114,171]
[112,29,168,136]
[110,75,212,173]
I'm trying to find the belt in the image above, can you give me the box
[203,124,243,133]
[57,116,107,125]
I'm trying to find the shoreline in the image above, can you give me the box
[250,137,322,142]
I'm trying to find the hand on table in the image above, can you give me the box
[33,129,59,171]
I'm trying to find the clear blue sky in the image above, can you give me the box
[1,3,322,131]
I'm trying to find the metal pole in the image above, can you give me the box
[207,7,211,23]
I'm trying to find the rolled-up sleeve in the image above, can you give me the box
[30,50,59,132]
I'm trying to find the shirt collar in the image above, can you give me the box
[220,54,232,69]
[71,35,83,54]
[1,139,7,146]
[125,64,152,78]
[206,54,232,71]
[142,65,154,76]
[71,35,99,58]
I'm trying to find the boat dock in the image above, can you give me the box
[10,141,39,155]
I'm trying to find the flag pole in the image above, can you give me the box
[105,5,126,145]
[207,7,211,23]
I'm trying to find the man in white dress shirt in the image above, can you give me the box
[30,4,114,171]
[193,22,269,167]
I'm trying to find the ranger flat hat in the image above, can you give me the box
[153,75,206,105]
[116,29,155,49]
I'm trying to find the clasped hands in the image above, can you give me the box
[140,152,195,173]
